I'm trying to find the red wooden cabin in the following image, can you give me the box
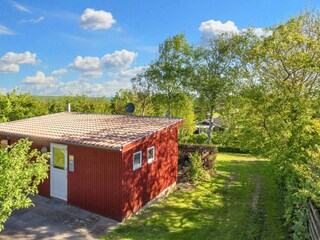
[0,112,183,221]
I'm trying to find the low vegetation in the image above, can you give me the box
[104,153,287,240]
[0,139,49,231]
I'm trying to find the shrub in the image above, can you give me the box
[180,132,208,144]
[204,153,216,171]
[187,152,203,182]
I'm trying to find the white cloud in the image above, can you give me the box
[199,20,239,43]
[22,71,58,84]
[20,16,45,24]
[200,20,238,35]
[0,51,38,73]
[52,68,67,75]
[33,16,44,23]
[80,8,116,30]
[67,49,137,79]
[101,50,137,69]
[0,87,12,94]
[199,19,271,43]
[10,1,31,13]
[21,82,60,95]
[69,56,101,72]
[251,27,272,37]
[115,66,145,81]
[0,63,19,73]
[20,65,144,97]
[1,51,37,64]
[21,72,60,95]
[0,25,15,35]
[60,79,130,97]
[81,71,103,79]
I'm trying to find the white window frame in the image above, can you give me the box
[147,146,155,163]
[133,151,142,170]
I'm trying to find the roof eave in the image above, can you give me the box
[0,132,122,152]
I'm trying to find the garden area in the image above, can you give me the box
[104,152,287,240]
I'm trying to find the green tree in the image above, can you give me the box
[46,95,110,114]
[192,33,242,144]
[110,89,133,114]
[131,67,154,116]
[149,34,193,117]
[0,139,49,231]
[0,91,48,122]
[171,93,196,136]
[227,11,320,239]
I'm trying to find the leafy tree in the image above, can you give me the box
[46,95,111,114]
[0,91,48,122]
[192,33,242,144]
[149,34,193,117]
[0,139,49,231]
[171,93,196,136]
[227,11,320,238]
[131,67,154,116]
[110,89,133,114]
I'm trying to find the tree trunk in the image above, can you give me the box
[141,98,146,116]
[167,91,172,118]
[207,107,214,144]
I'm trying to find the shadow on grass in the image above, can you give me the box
[105,160,287,240]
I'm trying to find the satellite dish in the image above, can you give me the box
[125,103,135,114]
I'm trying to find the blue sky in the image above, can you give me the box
[0,0,319,97]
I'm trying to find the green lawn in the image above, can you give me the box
[104,153,287,240]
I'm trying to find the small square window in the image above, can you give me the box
[147,146,155,163]
[133,151,142,170]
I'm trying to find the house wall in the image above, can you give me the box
[0,134,123,221]
[67,145,122,220]
[0,135,52,197]
[121,126,179,219]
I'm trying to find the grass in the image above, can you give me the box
[104,153,287,240]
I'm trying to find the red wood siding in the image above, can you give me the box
[121,127,179,219]
[1,122,181,221]
[0,134,123,221]
[67,145,122,220]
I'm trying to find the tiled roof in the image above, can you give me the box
[0,112,183,150]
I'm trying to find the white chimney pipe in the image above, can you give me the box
[66,102,71,112]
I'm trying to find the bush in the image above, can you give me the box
[179,132,208,144]
[204,154,216,171]
[187,152,203,182]
[218,147,249,154]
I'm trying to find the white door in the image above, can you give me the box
[50,143,68,201]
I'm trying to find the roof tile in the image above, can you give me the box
[0,112,183,150]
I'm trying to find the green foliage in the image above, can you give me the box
[187,152,204,182]
[180,132,208,144]
[110,89,133,114]
[131,67,153,116]
[170,93,196,136]
[0,90,48,123]
[224,11,320,238]
[46,95,110,114]
[148,34,193,117]
[191,32,242,143]
[0,139,49,231]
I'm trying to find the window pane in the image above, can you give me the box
[133,152,142,170]
[134,153,141,165]
[148,148,153,159]
[148,147,154,162]
[53,147,65,169]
